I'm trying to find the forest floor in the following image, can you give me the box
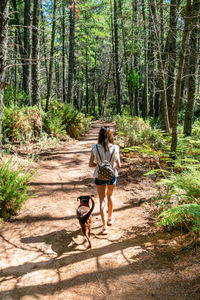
[0,121,200,300]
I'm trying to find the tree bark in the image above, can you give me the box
[183,0,199,136]
[113,0,121,114]
[171,0,191,154]
[148,0,155,117]
[23,0,31,96]
[0,0,9,159]
[133,0,139,116]
[45,0,57,112]
[166,0,179,126]
[85,39,89,114]
[67,0,76,104]
[110,0,117,112]
[141,0,148,119]
[119,0,133,115]
[149,0,170,133]
[32,0,41,108]
[41,5,49,91]
[62,3,66,103]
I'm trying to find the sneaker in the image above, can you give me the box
[107,217,115,226]
[102,228,109,235]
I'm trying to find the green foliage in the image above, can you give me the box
[2,100,91,143]
[0,159,35,219]
[2,105,42,143]
[158,204,200,232]
[157,169,200,201]
[115,115,165,148]
[43,100,92,139]
[3,86,29,107]
[126,69,141,91]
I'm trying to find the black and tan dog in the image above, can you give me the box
[76,195,95,248]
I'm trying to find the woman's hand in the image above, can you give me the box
[89,151,97,167]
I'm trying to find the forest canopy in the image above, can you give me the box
[0,0,199,157]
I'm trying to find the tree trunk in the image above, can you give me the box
[23,0,31,96]
[110,0,117,113]
[45,0,57,112]
[55,57,60,100]
[113,0,121,114]
[171,0,191,154]
[32,0,41,108]
[119,0,133,115]
[184,0,199,136]
[85,39,89,114]
[67,0,76,104]
[166,0,179,126]
[0,0,9,159]
[133,0,139,116]
[148,1,155,117]
[149,0,170,133]
[141,0,148,119]
[62,3,66,103]
[41,5,49,91]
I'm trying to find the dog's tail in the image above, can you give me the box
[81,197,95,223]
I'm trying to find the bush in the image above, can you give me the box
[2,105,42,143]
[115,115,166,148]
[0,159,35,219]
[157,169,200,202]
[43,100,92,139]
[158,203,200,232]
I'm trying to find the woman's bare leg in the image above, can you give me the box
[107,184,115,220]
[96,185,107,229]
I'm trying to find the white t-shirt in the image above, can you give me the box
[92,143,120,178]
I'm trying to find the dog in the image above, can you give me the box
[76,195,95,248]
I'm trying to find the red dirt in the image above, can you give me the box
[0,121,199,300]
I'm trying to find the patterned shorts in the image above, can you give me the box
[94,176,117,186]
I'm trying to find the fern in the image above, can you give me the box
[158,204,200,232]
[0,159,35,219]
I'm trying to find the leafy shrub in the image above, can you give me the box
[43,100,92,139]
[158,204,200,232]
[0,159,35,219]
[2,105,42,143]
[156,169,200,202]
[3,85,29,107]
[115,115,166,148]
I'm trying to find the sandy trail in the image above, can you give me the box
[0,121,199,300]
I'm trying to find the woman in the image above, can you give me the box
[89,126,121,234]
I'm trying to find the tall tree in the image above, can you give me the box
[62,2,66,103]
[148,0,155,117]
[171,0,191,154]
[133,0,139,116]
[45,0,57,112]
[32,0,41,108]
[67,0,76,104]
[113,0,121,114]
[166,0,180,126]
[141,0,148,119]
[0,0,10,158]
[149,0,170,133]
[184,0,200,136]
[23,0,31,95]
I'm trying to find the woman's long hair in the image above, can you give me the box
[98,127,114,152]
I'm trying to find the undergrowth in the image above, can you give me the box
[116,115,200,236]
[0,159,35,220]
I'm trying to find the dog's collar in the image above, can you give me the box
[80,202,89,207]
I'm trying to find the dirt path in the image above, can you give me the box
[0,121,199,300]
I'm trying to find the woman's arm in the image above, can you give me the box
[115,157,121,169]
[89,151,97,167]
[115,146,121,168]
